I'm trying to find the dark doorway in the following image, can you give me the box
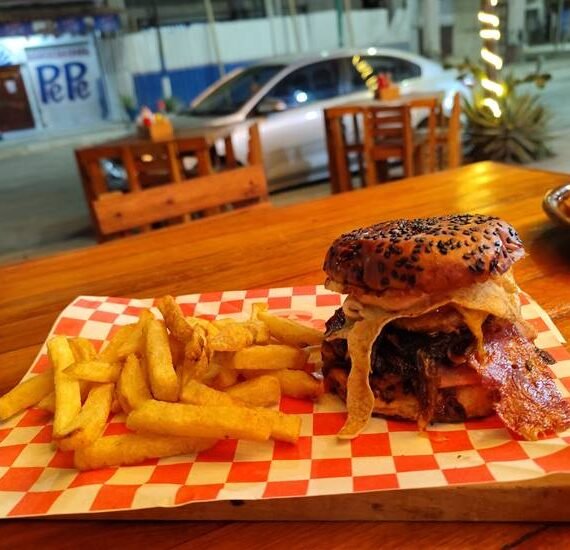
[0,65,35,132]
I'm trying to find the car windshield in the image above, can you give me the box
[190,64,285,116]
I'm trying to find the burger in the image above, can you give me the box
[321,214,570,440]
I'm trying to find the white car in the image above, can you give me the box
[178,48,468,190]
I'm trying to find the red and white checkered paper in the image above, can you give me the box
[1,285,570,518]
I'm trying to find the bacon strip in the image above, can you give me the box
[473,319,570,440]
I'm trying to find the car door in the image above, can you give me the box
[251,59,347,187]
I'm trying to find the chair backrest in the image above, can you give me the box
[446,92,462,168]
[93,164,269,238]
[364,105,413,144]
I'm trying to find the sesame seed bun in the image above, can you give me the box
[323,214,525,297]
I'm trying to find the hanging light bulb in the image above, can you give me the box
[482,97,502,118]
[481,78,504,96]
[490,0,498,6]
[480,29,501,40]
[481,47,503,70]
[478,11,500,27]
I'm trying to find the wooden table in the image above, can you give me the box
[1,162,570,546]
[325,92,442,193]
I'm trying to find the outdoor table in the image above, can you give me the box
[1,162,570,546]
[324,92,443,192]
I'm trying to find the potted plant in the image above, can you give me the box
[455,59,552,163]
[120,95,138,122]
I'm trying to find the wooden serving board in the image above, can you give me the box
[50,475,570,522]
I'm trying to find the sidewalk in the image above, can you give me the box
[0,122,130,161]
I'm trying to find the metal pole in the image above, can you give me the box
[556,0,564,48]
[335,0,344,48]
[264,0,277,55]
[344,0,355,48]
[287,0,302,53]
[151,0,171,99]
[204,0,225,77]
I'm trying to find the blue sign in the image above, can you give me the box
[0,21,33,37]
[36,62,90,104]
[56,17,86,35]
[94,14,121,33]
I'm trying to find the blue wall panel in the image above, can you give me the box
[133,61,252,110]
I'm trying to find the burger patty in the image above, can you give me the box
[322,308,484,424]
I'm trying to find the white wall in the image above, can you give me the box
[98,6,414,98]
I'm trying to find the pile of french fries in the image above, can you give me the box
[0,298,324,471]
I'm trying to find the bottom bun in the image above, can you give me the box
[326,368,495,423]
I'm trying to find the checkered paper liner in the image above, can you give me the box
[1,285,570,519]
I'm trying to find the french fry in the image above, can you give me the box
[144,319,179,401]
[244,320,271,344]
[261,409,302,443]
[116,309,155,359]
[37,377,93,414]
[36,390,56,413]
[209,321,254,352]
[232,345,308,371]
[157,295,194,343]
[186,316,219,338]
[184,325,207,362]
[257,310,324,347]
[48,336,82,438]
[69,338,97,362]
[210,362,238,390]
[180,379,236,407]
[0,369,54,421]
[74,433,215,471]
[169,334,185,369]
[99,324,136,363]
[250,302,268,320]
[178,325,212,385]
[64,360,122,383]
[57,383,114,450]
[127,400,273,441]
[116,354,152,413]
[243,369,323,400]
[226,375,281,407]
[261,409,301,443]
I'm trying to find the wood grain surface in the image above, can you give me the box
[1,162,570,544]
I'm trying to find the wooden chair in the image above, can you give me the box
[362,105,414,186]
[437,92,462,169]
[92,164,269,240]
[324,106,366,193]
[407,97,438,175]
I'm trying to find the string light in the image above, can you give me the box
[479,29,501,40]
[481,78,504,96]
[482,98,501,117]
[478,11,500,27]
[481,47,503,70]
[478,2,503,117]
[352,55,377,91]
